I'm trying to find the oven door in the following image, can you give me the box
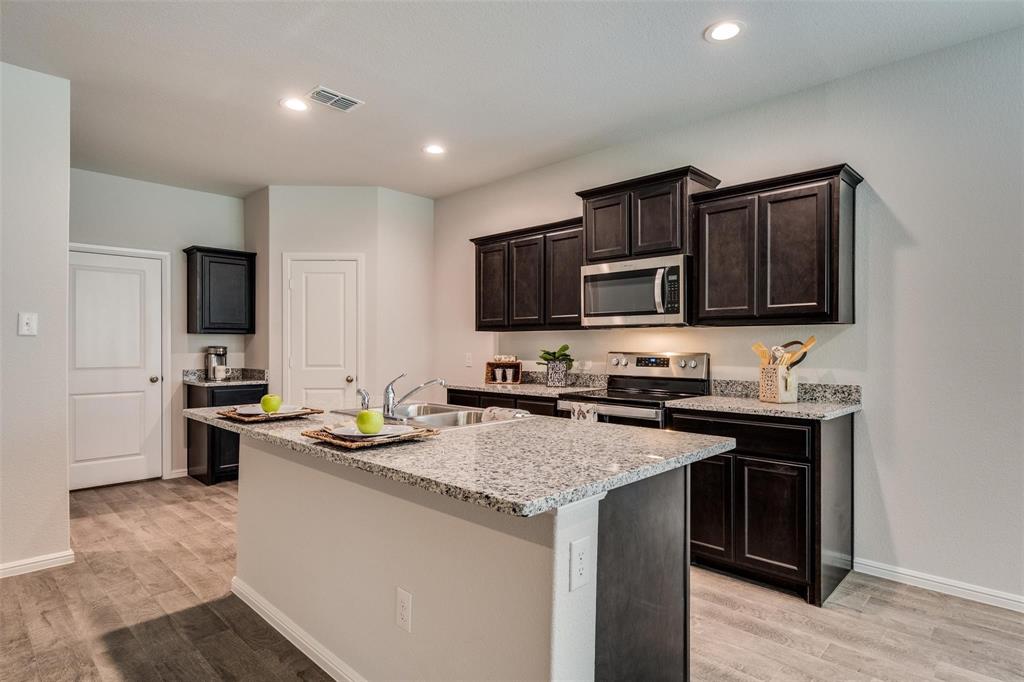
[556,401,665,428]
[580,254,687,327]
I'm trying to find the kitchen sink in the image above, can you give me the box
[408,411,487,429]
[331,402,529,430]
[389,402,461,418]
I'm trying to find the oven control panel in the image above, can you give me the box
[606,352,710,379]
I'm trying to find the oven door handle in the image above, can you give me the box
[653,268,665,314]
[556,401,663,422]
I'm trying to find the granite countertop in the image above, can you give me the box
[446,384,596,398]
[665,395,861,420]
[183,378,270,387]
[183,407,734,517]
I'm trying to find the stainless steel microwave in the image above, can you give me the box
[580,254,688,327]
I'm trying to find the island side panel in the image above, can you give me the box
[234,437,572,681]
[596,465,690,681]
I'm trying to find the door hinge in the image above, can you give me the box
[288,277,294,292]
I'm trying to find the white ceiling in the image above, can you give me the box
[2,1,1021,199]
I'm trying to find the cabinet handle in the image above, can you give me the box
[345,375,355,383]
[149,376,160,383]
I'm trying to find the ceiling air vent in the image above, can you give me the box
[307,86,364,112]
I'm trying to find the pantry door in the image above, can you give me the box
[68,249,164,489]
[284,255,361,410]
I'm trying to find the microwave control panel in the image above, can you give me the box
[665,268,680,313]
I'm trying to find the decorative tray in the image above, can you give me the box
[301,426,440,449]
[216,407,324,423]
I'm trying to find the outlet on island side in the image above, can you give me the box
[569,536,591,592]
[396,586,412,632]
[464,352,472,367]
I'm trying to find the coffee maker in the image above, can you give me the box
[204,346,228,381]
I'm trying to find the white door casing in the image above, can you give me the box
[68,250,163,489]
[284,256,361,410]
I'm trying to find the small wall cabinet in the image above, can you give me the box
[472,218,584,332]
[669,409,853,606]
[186,383,267,485]
[576,166,720,263]
[184,246,257,334]
[692,164,862,326]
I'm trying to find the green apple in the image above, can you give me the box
[356,409,384,435]
[260,394,283,413]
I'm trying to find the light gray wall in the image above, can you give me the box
[433,30,1024,597]
[0,63,71,567]
[69,169,245,473]
[245,186,434,405]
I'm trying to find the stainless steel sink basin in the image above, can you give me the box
[408,411,487,429]
[390,402,461,418]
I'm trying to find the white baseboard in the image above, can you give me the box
[164,468,189,479]
[0,549,75,578]
[854,558,1024,614]
[231,576,366,682]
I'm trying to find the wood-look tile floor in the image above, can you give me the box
[1,477,1021,681]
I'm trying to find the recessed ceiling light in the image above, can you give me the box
[280,97,308,112]
[423,144,446,155]
[704,21,743,42]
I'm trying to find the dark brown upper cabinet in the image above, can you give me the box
[509,235,544,326]
[544,226,584,326]
[577,166,720,263]
[471,218,583,332]
[184,246,256,334]
[692,164,862,326]
[476,242,508,329]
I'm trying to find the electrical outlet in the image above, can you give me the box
[464,352,472,367]
[17,312,38,336]
[569,536,591,592]
[396,587,412,632]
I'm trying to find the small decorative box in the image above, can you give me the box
[759,365,798,404]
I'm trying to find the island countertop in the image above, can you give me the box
[665,395,861,420]
[183,407,734,517]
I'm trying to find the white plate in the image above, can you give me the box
[330,424,416,439]
[236,404,303,416]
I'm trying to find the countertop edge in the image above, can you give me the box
[183,409,735,517]
[665,397,862,420]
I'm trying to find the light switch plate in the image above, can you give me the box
[17,312,38,336]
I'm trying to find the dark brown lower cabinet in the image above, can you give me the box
[446,389,560,417]
[186,383,267,485]
[671,409,853,606]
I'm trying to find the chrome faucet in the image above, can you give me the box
[382,373,447,418]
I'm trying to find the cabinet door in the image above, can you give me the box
[480,395,517,409]
[689,453,734,562]
[695,196,757,322]
[735,456,809,581]
[509,236,545,326]
[446,390,481,408]
[476,242,508,329]
[584,192,630,261]
[515,397,557,417]
[202,253,255,333]
[631,180,682,256]
[544,227,583,326]
[757,182,830,318]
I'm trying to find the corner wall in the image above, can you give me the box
[0,63,72,571]
[432,30,1024,599]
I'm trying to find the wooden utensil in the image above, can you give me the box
[787,336,817,369]
[751,342,771,366]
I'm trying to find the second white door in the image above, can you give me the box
[285,258,360,410]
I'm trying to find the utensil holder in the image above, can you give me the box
[759,365,798,403]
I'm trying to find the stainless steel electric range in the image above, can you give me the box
[556,351,710,428]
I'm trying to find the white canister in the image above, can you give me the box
[759,366,798,403]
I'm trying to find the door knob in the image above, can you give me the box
[345,375,355,383]
[149,376,160,383]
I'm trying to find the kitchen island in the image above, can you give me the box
[183,407,735,681]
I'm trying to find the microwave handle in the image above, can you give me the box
[654,268,666,313]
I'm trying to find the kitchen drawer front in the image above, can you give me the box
[515,397,557,417]
[209,385,268,408]
[670,413,812,461]
[446,390,482,408]
[480,395,517,410]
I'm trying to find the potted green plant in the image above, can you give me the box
[539,344,574,387]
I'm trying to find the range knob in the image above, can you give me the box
[689,360,698,369]
[610,357,620,366]
[620,357,630,367]
[679,359,688,368]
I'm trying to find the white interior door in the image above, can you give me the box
[286,258,360,410]
[69,251,163,490]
